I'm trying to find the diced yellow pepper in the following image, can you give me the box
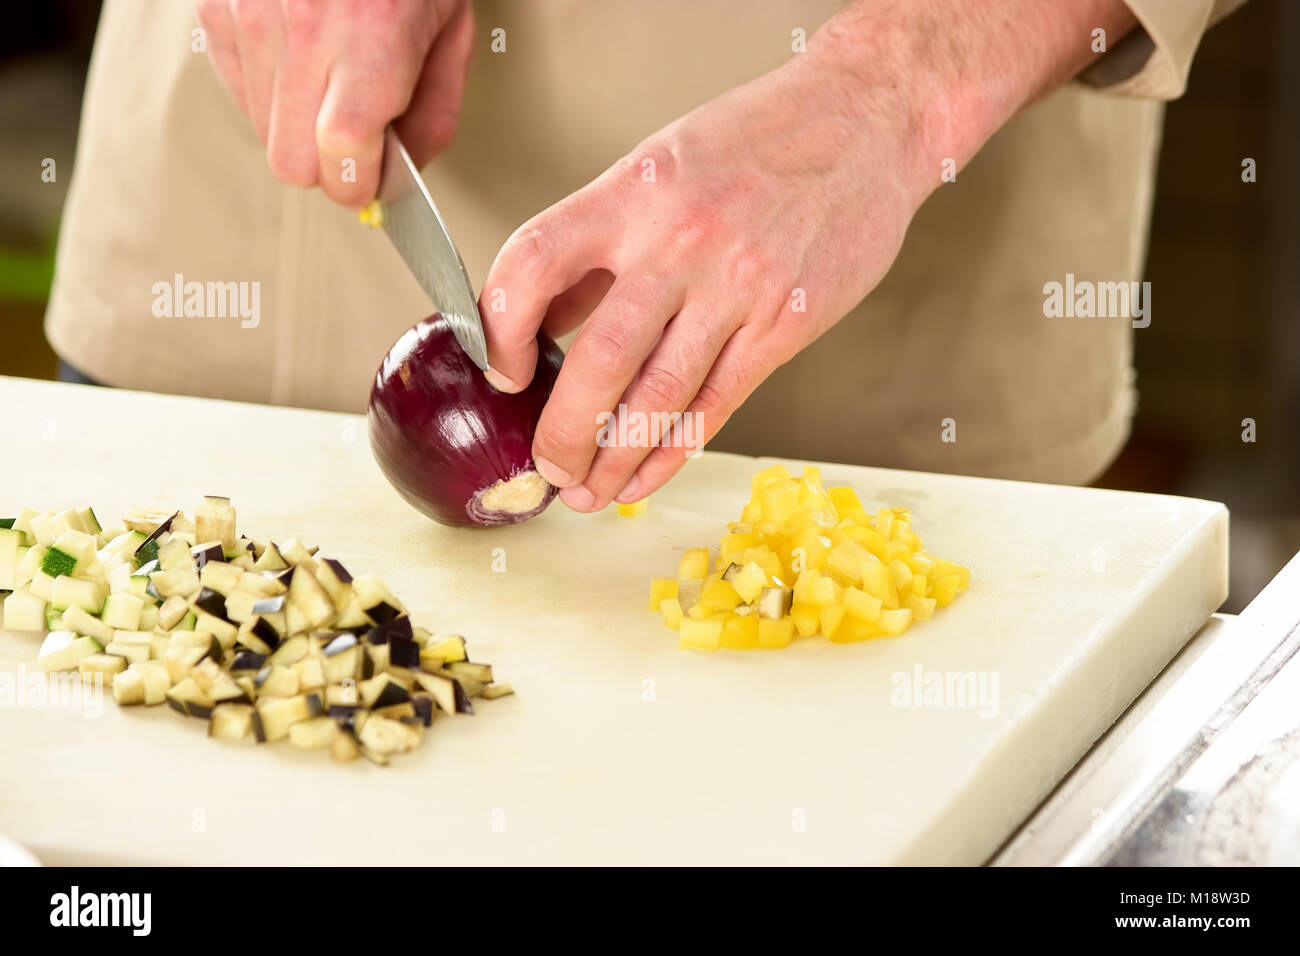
[827,486,870,525]
[827,540,871,584]
[790,604,820,637]
[860,559,899,609]
[679,619,723,650]
[687,603,712,619]
[761,479,801,525]
[843,586,882,623]
[907,552,938,575]
[955,565,971,589]
[891,558,913,591]
[740,499,763,524]
[740,547,785,581]
[751,463,792,494]
[905,594,936,620]
[677,548,709,580]
[880,607,913,636]
[720,532,763,560]
[757,617,794,649]
[819,604,845,641]
[721,615,759,650]
[931,575,961,607]
[829,618,883,643]
[698,578,742,612]
[617,499,649,517]
[911,573,928,596]
[730,561,767,604]
[648,577,678,611]
[659,597,684,629]
[874,509,895,540]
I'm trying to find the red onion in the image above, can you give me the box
[368,314,564,528]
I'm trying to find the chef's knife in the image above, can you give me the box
[376,127,490,370]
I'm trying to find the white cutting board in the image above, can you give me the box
[0,377,1227,865]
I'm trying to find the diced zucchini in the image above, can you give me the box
[37,631,102,672]
[101,593,144,630]
[61,605,115,644]
[0,528,22,590]
[50,576,106,614]
[3,587,46,631]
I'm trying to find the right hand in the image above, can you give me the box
[195,0,475,206]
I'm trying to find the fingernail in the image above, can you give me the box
[534,456,573,487]
[614,475,639,502]
[485,367,520,393]
[560,484,596,512]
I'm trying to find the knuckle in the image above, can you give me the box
[230,0,269,30]
[723,244,780,292]
[636,363,692,412]
[504,224,553,284]
[576,323,634,375]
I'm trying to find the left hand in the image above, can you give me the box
[479,51,923,512]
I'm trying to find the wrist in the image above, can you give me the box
[800,0,1137,207]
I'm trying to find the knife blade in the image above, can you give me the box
[376,127,489,370]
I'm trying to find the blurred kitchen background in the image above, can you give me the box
[0,1,1295,611]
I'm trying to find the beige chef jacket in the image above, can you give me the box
[46,0,1247,485]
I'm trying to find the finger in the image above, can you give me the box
[572,301,741,510]
[315,37,428,206]
[230,0,284,144]
[622,324,773,501]
[480,194,621,392]
[539,269,615,341]
[530,270,684,498]
[266,30,328,187]
[394,0,475,166]
[195,0,248,113]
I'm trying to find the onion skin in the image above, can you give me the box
[368,314,564,528]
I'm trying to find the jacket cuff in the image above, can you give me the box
[1079,0,1249,100]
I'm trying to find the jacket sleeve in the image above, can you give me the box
[1079,0,1250,99]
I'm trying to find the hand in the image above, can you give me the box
[480,0,1136,513]
[196,0,474,205]
[480,53,922,513]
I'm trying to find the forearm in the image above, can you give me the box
[799,0,1138,206]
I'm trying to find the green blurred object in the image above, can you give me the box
[0,241,56,302]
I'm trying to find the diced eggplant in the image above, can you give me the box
[756,587,794,620]
[193,586,229,620]
[78,653,126,682]
[236,572,284,597]
[254,664,300,697]
[222,588,262,624]
[325,683,359,707]
[251,693,317,743]
[293,656,326,691]
[194,610,238,648]
[388,635,420,669]
[166,677,216,718]
[277,538,317,570]
[267,633,309,666]
[351,573,406,625]
[314,558,353,606]
[198,560,244,596]
[156,537,193,572]
[156,594,190,630]
[194,496,236,552]
[374,701,417,722]
[112,667,145,705]
[151,568,200,599]
[132,510,178,556]
[365,642,388,676]
[190,541,225,569]
[413,671,457,715]
[253,543,288,572]
[287,566,336,629]
[288,716,335,749]
[479,682,515,700]
[330,726,359,763]
[358,715,420,756]
[162,644,209,684]
[359,673,410,709]
[442,660,493,685]
[409,693,434,726]
[364,615,413,645]
[209,703,254,740]
[230,650,266,673]
[251,594,286,615]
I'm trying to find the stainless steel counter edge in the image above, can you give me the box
[994,549,1300,866]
